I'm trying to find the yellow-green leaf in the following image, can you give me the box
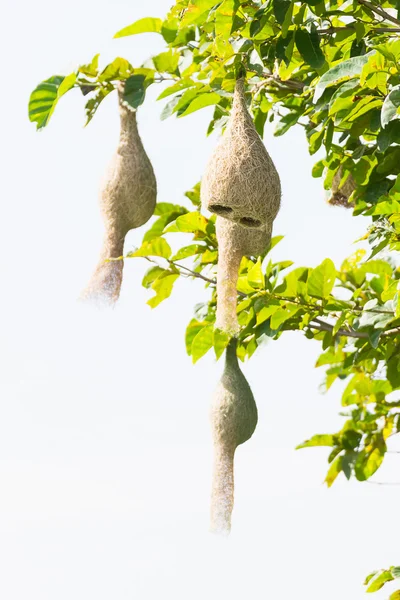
[179,92,221,117]
[147,273,179,308]
[114,17,163,38]
[192,325,214,363]
[325,456,342,487]
[270,304,300,329]
[307,259,336,298]
[129,237,172,259]
[247,258,265,289]
[366,570,394,593]
[165,212,208,234]
[29,74,76,130]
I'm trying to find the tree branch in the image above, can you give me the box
[310,318,369,339]
[309,317,400,340]
[357,0,400,26]
[317,25,400,34]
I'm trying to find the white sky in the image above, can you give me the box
[1,1,399,598]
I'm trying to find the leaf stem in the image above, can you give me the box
[357,0,400,26]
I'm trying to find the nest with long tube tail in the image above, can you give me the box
[210,338,258,534]
[82,83,157,305]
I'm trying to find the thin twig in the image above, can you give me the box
[310,318,369,339]
[357,0,400,26]
[310,317,400,339]
[366,480,400,486]
[168,260,216,286]
[317,25,400,34]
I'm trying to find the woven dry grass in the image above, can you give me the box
[82,85,157,305]
[215,217,271,334]
[210,338,258,534]
[201,78,281,229]
[328,166,356,208]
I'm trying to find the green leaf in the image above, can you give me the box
[281,0,294,37]
[123,75,148,109]
[148,272,179,308]
[29,74,76,129]
[157,79,195,100]
[325,456,342,487]
[296,434,335,449]
[273,0,292,25]
[142,266,165,288]
[308,128,324,155]
[295,28,325,70]
[355,436,387,481]
[366,570,394,593]
[114,17,163,38]
[247,258,265,289]
[307,259,336,298]
[84,85,113,125]
[129,237,172,259]
[78,54,99,78]
[143,208,187,242]
[312,160,325,178]
[314,53,373,102]
[154,202,186,216]
[171,244,206,260]
[161,17,179,43]
[214,328,229,360]
[270,303,300,329]
[391,567,400,579]
[185,319,206,356]
[270,235,284,250]
[165,212,208,234]
[389,591,400,600]
[153,50,180,74]
[98,58,133,82]
[328,80,360,116]
[255,301,280,325]
[191,325,214,363]
[274,111,301,136]
[381,84,400,128]
[276,267,309,297]
[178,92,221,117]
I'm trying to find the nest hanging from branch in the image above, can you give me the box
[210,338,258,535]
[82,84,157,305]
[201,78,281,230]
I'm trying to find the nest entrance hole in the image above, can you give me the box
[209,204,233,216]
[239,217,261,228]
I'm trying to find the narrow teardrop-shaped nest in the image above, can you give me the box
[201,78,281,229]
[82,85,157,305]
[210,338,258,534]
[215,217,271,335]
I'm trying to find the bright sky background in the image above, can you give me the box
[1,1,400,598]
